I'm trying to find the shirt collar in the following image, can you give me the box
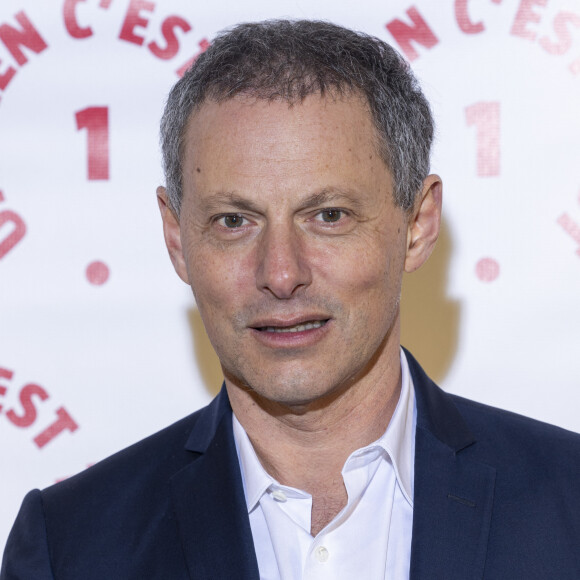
[374,348,415,505]
[232,347,416,512]
[233,414,278,512]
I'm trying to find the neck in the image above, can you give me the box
[226,336,402,534]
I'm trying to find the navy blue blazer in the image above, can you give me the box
[2,351,580,579]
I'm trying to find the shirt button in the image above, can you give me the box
[315,546,329,562]
[271,489,287,502]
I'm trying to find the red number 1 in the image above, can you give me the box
[75,106,109,180]
[465,101,500,177]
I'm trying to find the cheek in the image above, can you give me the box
[314,234,403,296]
[187,242,255,313]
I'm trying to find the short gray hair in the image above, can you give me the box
[160,19,434,215]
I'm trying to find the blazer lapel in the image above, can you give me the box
[170,388,260,580]
[406,351,496,580]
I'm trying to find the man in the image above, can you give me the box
[2,19,580,580]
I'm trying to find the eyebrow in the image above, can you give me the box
[200,188,365,214]
[297,188,365,212]
[199,192,263,214]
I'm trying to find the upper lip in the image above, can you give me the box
[249,315,331,329]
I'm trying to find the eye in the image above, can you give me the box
[217,214,246,228]
[317,209,343,223]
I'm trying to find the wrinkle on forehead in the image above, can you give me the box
[183,92,385,167]
[181,94,391,211]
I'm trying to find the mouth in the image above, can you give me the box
[257,320,329,333]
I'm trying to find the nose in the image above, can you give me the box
[256,223,312,299]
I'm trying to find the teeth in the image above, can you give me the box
[263,320,325,333]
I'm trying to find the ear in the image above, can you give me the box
[156,186,190,284]
[404,174,442,273]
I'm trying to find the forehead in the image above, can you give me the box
[180,93,391,205]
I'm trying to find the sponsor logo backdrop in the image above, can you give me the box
[1,0,579,549]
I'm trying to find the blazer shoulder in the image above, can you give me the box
[449,392,580,475]
[406,347,580,461]
[41,392,226,516]
[406,347,580,478]
[17,396,229,579]
[452,392,580,445]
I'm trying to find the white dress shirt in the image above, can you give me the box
[232,349,416,580]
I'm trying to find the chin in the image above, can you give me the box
[248,371,352,411]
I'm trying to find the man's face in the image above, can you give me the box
[169,94,414,408]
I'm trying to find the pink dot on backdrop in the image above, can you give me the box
[86,261,110,285]
[476,258,500,282]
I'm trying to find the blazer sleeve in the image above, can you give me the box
[1,490,55,580]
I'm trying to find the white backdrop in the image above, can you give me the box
[1,0,579,550]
